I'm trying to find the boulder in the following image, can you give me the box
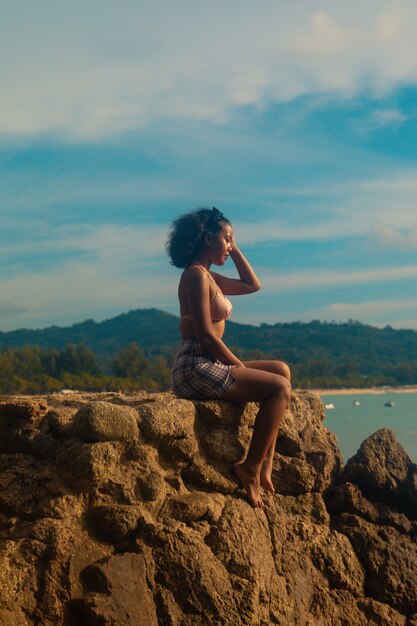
[72,401,139,442]
[336,515,417,615]
[1,391,416,625]
[342,428,417,518]
[71,552,158,626]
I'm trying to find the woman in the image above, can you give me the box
[166,207,291,508]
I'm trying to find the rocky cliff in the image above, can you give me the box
[0,391,416,626]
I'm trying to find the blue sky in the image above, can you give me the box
[2,1,417,331]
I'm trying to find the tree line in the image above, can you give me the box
[0,343,171,394]
[1,341,417,395]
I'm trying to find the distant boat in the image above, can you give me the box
[324,402,335,410]
[384,400,395,407]
[353,400,361,407]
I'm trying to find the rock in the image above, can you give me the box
[136,470,166,501]
[88,504,143,543]
[0,398,51,456]
[273,455,316,495]
[1,391,416,626]
[57,436,165,505]
[162,492,225,524]
[342,428,417,518]
[194,392,343,497]
[181,458,237,494]
[138,395,196,444]
[0,398,48,422]
[73,401,139,442]
[0,454,67,520]
[0,606,30,626]
[326,481,417,534]
[193,400,254,463]
[68,533,111,598]
[46,409,74,439]
[153,524,241,625]
[309,527,365,595]
[205,497,292,625]
[326,481,380,523]
[336,514,417,615]
[276,391,343,494]
[71,552,158,626]
[324,592,407,626]
[0,538,42,624]
[280,492,330,525]
[56,440,122,492]
[357,598,407,626]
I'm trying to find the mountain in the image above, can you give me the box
[0,309,181,368]
[224,319,417,376]
[2,310,417,382]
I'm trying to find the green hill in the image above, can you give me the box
[224,319,417,376]
[0,309,180,369]
[2,310,417,386]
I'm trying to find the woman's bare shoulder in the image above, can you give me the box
[179,265,208,290]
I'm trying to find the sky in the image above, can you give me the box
[1,1,417,332]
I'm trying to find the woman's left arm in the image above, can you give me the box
[211,242,262,295]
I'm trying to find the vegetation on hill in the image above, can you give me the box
[0,309,180,371]
[225,319,417,388]
[0,343,171,394]
[1,310,417,392]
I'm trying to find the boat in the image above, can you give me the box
[353,400,361,407]
[324,402,335,410]
[384,400,395,407]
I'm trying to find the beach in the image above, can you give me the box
[312,385,417,396]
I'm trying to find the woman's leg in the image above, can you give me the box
[221,365,291,507]
[242,361,291,494]
[242,360,291,381]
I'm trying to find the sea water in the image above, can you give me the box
[320,391,417,463]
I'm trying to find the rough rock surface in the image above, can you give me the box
[1,390,416,625]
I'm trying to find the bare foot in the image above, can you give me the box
[260,458,275,494]
[234,463,263,508]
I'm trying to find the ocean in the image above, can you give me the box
[319,390,417,464]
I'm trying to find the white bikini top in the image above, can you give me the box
[180,264,233,323]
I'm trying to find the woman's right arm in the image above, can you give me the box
[185,269,244,368]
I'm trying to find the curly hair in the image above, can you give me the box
[166,208,231,268]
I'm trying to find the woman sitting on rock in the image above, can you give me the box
[166,207,291,508]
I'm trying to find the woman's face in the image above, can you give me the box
[209,223,233,265]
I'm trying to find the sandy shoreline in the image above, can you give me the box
[310,386,417,396]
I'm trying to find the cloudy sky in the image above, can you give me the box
[1,1,417,331]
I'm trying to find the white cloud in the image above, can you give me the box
[292,12,350,58]
[371,109,409,127]
[360,173,417,193]
[0,303,28,318]
[234,169,417,244]
[0,222,177,330]
[261,265,417,292]
[0,223,169,265]
[352,107,411,134]
[3,218,417,330]
[233,296,417,329]
[235,215,367,244]
[326,298,417,317]
[3,2,417,332]
[372,224,417,249]
[0,256,178,331]
[2,2,417,138]
[385,317,417,330]
[302,297,417,329]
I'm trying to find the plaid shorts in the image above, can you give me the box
[171,337,237,400]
